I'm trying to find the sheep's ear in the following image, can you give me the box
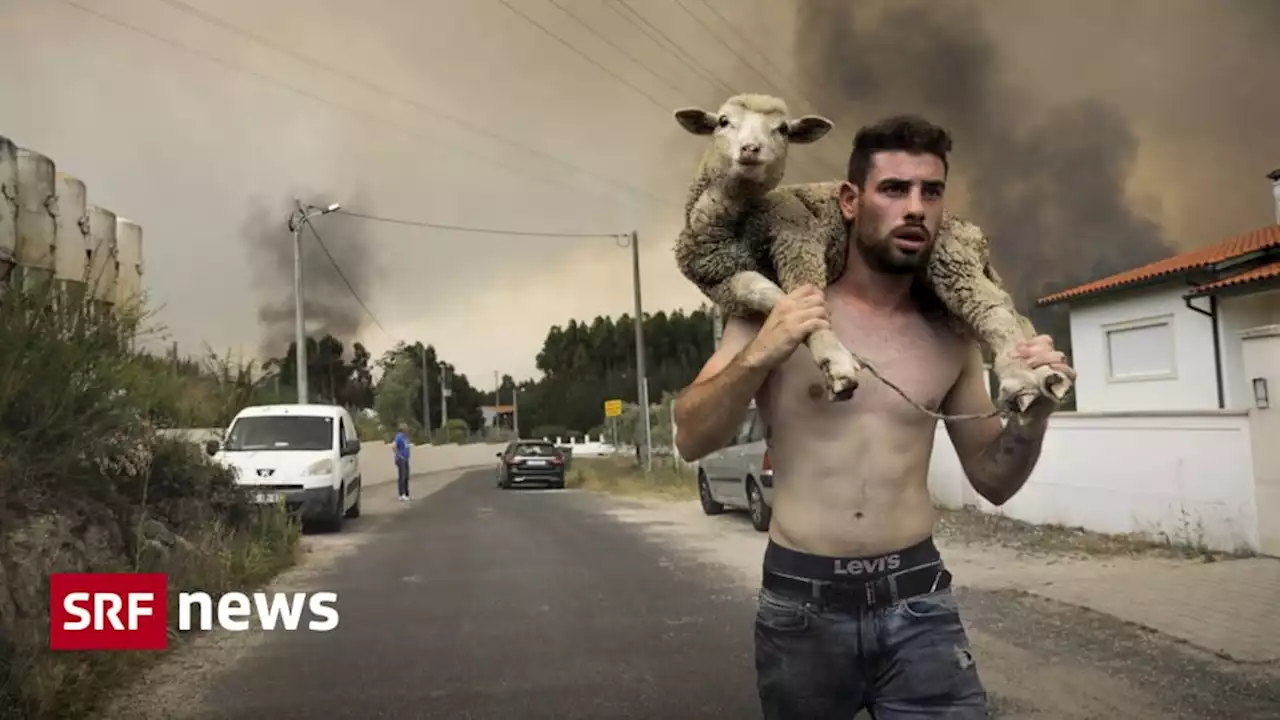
[674,108,718,135]
[786,115,834,144]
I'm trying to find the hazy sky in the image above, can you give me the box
[2,0,1277,386]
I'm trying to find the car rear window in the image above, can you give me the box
[514,443,559,457]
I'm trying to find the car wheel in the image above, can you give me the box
[747,477,771,532]
[699,472,724,515]
[344,482,361,519]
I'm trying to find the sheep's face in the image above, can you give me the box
[675,96,832,191]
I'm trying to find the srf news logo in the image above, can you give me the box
[49,573,339,651]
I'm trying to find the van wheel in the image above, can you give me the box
[344,482,361,519]
[747,477,770,532]
[326,484,346,532]
[698,472,724,515]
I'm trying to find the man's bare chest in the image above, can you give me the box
[769,308,968,420]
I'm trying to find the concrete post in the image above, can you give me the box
[53,173,89,304]
[15,148,56,291]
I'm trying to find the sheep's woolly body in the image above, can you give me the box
[672,93,1072,412]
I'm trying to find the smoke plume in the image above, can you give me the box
[243,191,377,359]
[793,0,1173,322]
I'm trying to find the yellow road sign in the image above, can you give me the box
[604,399,623,417]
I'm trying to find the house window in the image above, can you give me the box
[1104,315,1176,382]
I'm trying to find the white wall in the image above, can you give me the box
[1220,290,1280,409]
[1240,325,1280,556]
[928,411,1260,554]
[1068,285,1220,411]
[157,428,504,486]
[358,441,507,485]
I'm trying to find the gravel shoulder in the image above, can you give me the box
[596,494,1280,719]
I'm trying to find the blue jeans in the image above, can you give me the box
[754,542,987,718]
[395,456,410,497]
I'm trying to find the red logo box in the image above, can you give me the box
[49,573,169,651]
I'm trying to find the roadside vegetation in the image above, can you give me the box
[567,455,698,501]
[0,281,298,720]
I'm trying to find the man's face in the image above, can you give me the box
[839,151,947,275]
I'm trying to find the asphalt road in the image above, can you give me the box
[194,469,765,719]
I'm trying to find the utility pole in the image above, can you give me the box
[494,369,500,430]
[287,201,341,404]
[512,386,520,438]
[440,364,450,429]
[420,344,431,440]
[629,230,652,472]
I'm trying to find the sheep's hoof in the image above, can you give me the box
[818,357,860,402]
[1039,367,1073,402]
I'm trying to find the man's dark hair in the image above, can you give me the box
[847,115,953,188]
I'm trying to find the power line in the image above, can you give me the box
[673,0,786,99]
[299,210,395,340]
[56,0,671,208]
[544,0,698,104]
[608,0,736,97]
[149,0,673,207]
[495,0,671,112]
[335,209,626,239]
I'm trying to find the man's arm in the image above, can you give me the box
[941,342,1065,506]
[673,316,770,462]
[674,284,832,462]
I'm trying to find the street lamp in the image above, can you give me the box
[287,201,342,404]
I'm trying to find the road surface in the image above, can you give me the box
[99,468,1280,720]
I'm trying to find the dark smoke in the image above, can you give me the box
[243,191,377,359]
[792,0,1173,333]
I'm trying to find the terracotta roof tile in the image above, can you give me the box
[1187,260,1280,295]
[1036,224,1280,305]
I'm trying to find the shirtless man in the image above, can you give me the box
[673,115,1074,718]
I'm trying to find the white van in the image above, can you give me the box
[206,403,363,532]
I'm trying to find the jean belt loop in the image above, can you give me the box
[887,574,900,604]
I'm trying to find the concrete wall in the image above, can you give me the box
[358,440,506,486]
[1240,324,1280,555]
[536,433,618,457]
[1067,286,1220,411]
[158,428,504,487]
[928,410,1260,554]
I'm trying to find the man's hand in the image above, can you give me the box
[741,285,829,370]
[1014,334,1075,422]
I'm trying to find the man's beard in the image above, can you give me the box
[854,229,933,275]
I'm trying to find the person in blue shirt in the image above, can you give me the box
[394,423,412,501]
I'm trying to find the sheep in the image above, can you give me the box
[673,93,1072,418]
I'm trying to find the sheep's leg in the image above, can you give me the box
[772,229,863,402]
[927,219,1073,420]
[983,263,1074,410]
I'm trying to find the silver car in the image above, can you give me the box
[696,404,773,531]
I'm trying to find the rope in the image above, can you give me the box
[850,353,1012,422]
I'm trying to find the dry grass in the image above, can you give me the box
[935,505,1250,561]
[566,455,698,501]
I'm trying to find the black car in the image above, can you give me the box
[496,439,566,489]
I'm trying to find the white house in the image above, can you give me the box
[928,170,1280,556]
[1036,225,1278,413]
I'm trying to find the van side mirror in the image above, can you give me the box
[342,439,361,456]
[205,440,219,457]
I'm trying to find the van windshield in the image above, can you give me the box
[224,415,335,452]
